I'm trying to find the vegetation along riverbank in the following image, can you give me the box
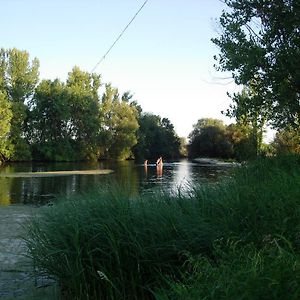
[25,155,300,299]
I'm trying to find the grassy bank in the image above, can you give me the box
[25,155,300,299]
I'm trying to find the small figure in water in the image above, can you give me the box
[156,157,163,177]
[156,157,163,166]
[144,159,148,174]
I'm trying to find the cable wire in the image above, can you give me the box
[91,0,148,73]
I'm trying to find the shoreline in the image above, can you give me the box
[0,205,59,299]
[193,157,239,167]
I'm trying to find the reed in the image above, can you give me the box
[155,239,300,300]
[25,187,217,299]
[25,155,300,299]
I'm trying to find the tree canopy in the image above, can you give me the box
[0,48,39,160]
[100,84,139,160]
[271,125,300,154]
[0,91,12,163]
[188,118,233,159]
[133,113,181,160]
[188,118,265,160]
[0,48,183,162]
[212,0,300,129]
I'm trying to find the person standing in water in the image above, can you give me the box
[156,156,163,177]
[144,159,148,174]
[156,157,163,166]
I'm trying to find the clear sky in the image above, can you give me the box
[2,0,242,138]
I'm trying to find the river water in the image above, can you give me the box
[0,159,232,298]
[0,159,230,205]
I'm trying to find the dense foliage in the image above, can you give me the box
[0,48,39,160]
[212,0,300,129]
[0,48,181,162]
[188,118,232,159]
[0,91,12,162]
[26,156,300,299]
[271,125,300,154]
[100,85,139,160]
[133,113,181,160]
[224,85,270,156]
[188,118,261,160]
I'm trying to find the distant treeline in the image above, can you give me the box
[0,48,181,162]
[1,48,299,163]
[188,117,300,161]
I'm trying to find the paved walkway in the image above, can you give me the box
[0,205,59,299]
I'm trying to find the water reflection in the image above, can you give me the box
[156,164,163,178]
[0,177,13,205]
[0,160,230,205]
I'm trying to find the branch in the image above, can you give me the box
[245,24,263,43]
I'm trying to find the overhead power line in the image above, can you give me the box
[91,0,149,73]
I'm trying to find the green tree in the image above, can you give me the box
[224,84,269,156]
[30,79,73,161]
[30,67,102,161]
[212,0,300,129]
[179,137,188,157]
[133,113,180,160]
[226,123,258,160]
[188,118,233,158]
[0,48,39,160]
[133,113,160,160]
[271,126,300,154]
[0,91,12,163]
[66,67,101,160]
[100,84,139,160]
[160,118,181,159]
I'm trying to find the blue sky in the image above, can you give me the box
[2,0,242,138]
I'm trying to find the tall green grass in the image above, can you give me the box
[25,155,300,299]
[25,187,218,299]
[155,240,300,300]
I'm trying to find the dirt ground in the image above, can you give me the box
[0,205,60,299]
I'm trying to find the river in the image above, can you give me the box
[0,159,230,206]
[0,159,232,299]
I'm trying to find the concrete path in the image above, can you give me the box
[0,205,59,299]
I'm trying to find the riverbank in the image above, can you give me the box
[193,157,239,167]
[0,205,59,299]
[25,155,300,299]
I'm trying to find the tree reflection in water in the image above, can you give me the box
[0,160,231,205]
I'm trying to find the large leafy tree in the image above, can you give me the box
[212,0,300,128]
[133,113,181,160]
[160,118,181,159]
[188,118,233,158]
[100,84,139,160]
[30,79,73,161]
[224,83,270,155]
[0,48,39,160]
[271,125,300,154]
[226,123,259,160]
[30,67,102,161]
[0,91,12,163]
[66,67,101,160]
[133,113,161,160]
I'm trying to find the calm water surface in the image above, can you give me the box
[0,159,230,205]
